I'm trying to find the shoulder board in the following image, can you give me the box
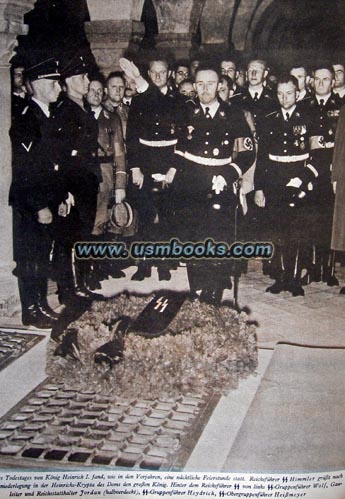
[265,110,279,118]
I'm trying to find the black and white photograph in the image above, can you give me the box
[0,0,345,497]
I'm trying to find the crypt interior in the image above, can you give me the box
[0,0,345,475]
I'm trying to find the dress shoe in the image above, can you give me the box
[108,268,126,279]
[265,281,285,294]
[309,265,322,283]
[22,304,55,329]
[37,301,60,321]
[287,281,305,297]
[157,267,171,281]
[131,265,151,281]
[58,287,91,305]
[74,285,105,301]
[86,273,102,291]
[322,269,339,287]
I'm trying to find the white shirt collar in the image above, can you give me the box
[123,97,132,106]
[316,93,331,105]
[92,105,103,119]
[281,105,296,119]
[32,97,50,117]
[200,100,220,118]
[248,85,264,100]
[13,90,26,99]
[160,85,168,95]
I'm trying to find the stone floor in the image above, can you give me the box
[0,260,344,471]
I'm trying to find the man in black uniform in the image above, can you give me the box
[304,64,342,285]
[11,62,29,117]
[173,63,255,304]
[332,61,345,104]
[290,64,311,106]
[53,55,102,302]
[230,59,278,139]
[9,58,67,327]
[254,74,318,296]
[126,54,180,281]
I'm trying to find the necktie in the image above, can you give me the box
[285,112,290,122]
[254,92,259,102]
[205,106,211,119]
[320,99,324,108]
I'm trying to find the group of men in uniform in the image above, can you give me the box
[9,49,345,333]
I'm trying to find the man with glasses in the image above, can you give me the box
[169,59,190,95]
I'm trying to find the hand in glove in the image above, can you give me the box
[132,168,144,189]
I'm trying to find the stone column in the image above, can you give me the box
[0,0,36,314]
[85,0,145,76]
[152,0,206,59]
[231,0,274,52]
[199,0,236,53]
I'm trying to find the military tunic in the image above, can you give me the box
[173,99,255,243]
[304,94,341,277]
[230,86,278,139]
[126,84,182,240]
[10,100,68,263]
[53,96,100,237]
[255,106,318,286]
[331,105,345,251]
[9,99,69,308]
[172,98,255,297]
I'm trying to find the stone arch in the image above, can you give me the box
[240,0,345,64]
[244,0,274,51]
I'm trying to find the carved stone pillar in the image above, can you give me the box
[152,0,206,59]
[200,0,236,53]
[85,0,145,75]
[0,0,36,314]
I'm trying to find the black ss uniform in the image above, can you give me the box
[9,100,68,321]
[173,99,255,301]
[305,93,342,284]
[255,106,318,294]
[53,96,101,297]
[126,85,182,279]
[230,86,278,139]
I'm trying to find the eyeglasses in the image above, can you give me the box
[176,70,190,77]
[149,70,167,77]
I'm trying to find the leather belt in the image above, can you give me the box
[139,138,177,147]
[176,150,233,167]
[269,153,309,163]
